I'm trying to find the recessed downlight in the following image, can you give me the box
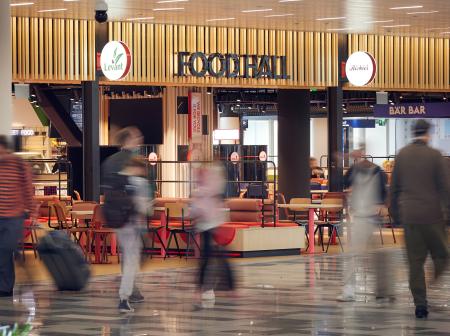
[382,24,411,28]
[327,27,353,31]
[157,0,188,2]
[279,0,302,2]
[365,20,394,24]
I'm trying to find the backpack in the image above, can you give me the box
[102,173,135,228]
[350,166,381,218]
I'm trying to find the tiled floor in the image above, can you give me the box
[1,247,449,336]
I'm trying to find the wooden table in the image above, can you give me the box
[278,203,342,254]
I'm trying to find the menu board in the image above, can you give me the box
[71,101,83,131]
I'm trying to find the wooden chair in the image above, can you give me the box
[378,207,397,244]
[315,198,345,252]
[289,198,311,248]
[69,201,97,258]
[91,205,118,264]
[73,190,82,202]
[165,203,199,259]
[52,201,73,231]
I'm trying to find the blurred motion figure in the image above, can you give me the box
[390,119,450,319]
[338,145,392,302]
[0,135,34,298]
[191,163,235,302]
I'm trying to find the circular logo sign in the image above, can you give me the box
[100,41,132,81]
[259,151,267,161]
[230,152,240,164]
[345,51,376,86]
[148,152,158,166]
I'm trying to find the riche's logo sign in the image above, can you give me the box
[177,52,290,80]
[345,51,377,86]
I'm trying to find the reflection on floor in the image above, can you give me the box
[2,247,450,335]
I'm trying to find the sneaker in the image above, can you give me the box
[336,293,355,302]
[118,300,134,313]
[201,290,215,301]
[415,306,428,319]
[129,292,145,303]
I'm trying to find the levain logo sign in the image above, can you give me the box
[103,47,125,72]
[100,41,132,81]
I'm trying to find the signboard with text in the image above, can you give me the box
[374,103,450,118]
[188,92,202,140]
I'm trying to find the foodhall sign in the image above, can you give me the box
[177,52,290,79]
[374,103,450,118]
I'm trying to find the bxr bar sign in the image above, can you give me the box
[177,52,290,79]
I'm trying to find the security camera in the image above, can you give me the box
[95,0,108,23]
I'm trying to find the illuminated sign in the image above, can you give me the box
[374,103,450,118]
[11,129,35,136]
[101,41,132,80]
[213,129,240,141]
[345,51,377,86]
[177,52,290,79]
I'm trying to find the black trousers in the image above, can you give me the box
[404,223,449,307]
[0,217,24,293]
[198,230,234,291]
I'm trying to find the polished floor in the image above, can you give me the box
[1,247,450,336]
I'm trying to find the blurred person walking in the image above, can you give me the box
[101,127,147,307]
[191,164,235,302]
[338,146,392,302]
[0,135,34,298]
[104,158,152,313]
[390,119,450,319]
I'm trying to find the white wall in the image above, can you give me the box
[12,97,43,128]
[311,118,328,165]
[365,124,388,166]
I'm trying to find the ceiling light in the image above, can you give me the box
[63,0,79,2]
[279,0,302,2]
[327,28,353,31]
[382,24,411,28]
[126,17,155,21]
[407,10,438,14]
[316,17,346,21]
[157,0,188,2]
[390,5,423,10]
[440,32,450,35]
[264,14,294,17]
[153,7,184,11]
[206,17,236,22]
[365,20,394,24]
[10,2,34,6]
[426,27,450,31]
[242,9,273,13]
[37,8,68,13]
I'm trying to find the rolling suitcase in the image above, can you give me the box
[37,230,91,291]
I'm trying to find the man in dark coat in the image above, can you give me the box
[390,119,449,319]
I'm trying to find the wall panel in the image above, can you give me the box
[11,17,95,82]
[348,34,450,90]
[108,22,339,88]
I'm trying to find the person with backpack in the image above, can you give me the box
[103,157,152,313]
[337,146,392,302]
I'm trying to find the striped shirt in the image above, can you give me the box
[0,153,34,218]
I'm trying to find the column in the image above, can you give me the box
[278,89,310,202]
[0,0,11,136]
[82,81,100,202]
[327,87,344,192]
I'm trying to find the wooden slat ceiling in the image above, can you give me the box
[10,0,450,37]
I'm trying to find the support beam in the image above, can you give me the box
[82,81,100,202]
[278,89,310,202]
[327,87,344,192]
